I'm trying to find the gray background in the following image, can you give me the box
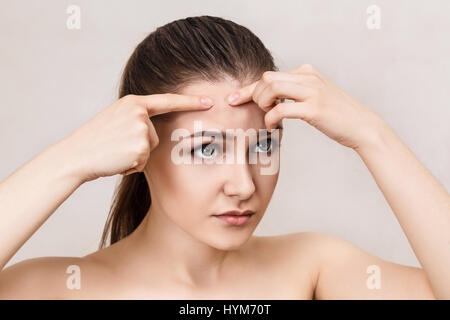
[1,0,449,269]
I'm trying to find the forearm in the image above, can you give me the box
[0,138,86,270]
[355,122,450,299]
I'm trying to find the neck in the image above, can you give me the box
[122,202,233,289]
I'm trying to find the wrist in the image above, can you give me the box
[47,137,88,186]
[354,117,396,156]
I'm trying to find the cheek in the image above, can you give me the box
[253,169,279,202]
[150,156,217,215]
[170,165,213,203]
[163,165,220,233]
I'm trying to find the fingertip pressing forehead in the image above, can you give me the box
[155,80,289,147]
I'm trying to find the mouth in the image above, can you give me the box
[213,210,255,226]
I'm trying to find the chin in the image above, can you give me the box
[206,234,252,251]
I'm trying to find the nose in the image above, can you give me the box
[223,162,256,200]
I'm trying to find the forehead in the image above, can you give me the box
[166,80,266,132]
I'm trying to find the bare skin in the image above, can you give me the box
[0,230,435,300]
[0,65,447,299]
[0,232,318,300]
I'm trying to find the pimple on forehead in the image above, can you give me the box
[178,80,247,103]
[171,99,265,129]
[168,80,267,130]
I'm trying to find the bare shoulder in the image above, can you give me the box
[250,232,333,293]
[262,230,375,267]
[0,255,102,299]
[251,232,356,278]
[276,232,435,299]
[252,231,334,256]
[250,231,327,271]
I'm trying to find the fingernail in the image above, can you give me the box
[227,92,239,104]
[201,97,214,106]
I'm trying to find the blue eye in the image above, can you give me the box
[191,138,279,160]
[255,137,277,153]
[191,142,219,159]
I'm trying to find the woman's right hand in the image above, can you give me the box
[61,93,215,182]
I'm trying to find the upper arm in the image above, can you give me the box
[0,257,82,299]
[302,232,436,300]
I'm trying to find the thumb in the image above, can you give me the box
[122,168,139,176]
[227,80,259,105]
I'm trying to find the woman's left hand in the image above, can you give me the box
[227,64,388,151]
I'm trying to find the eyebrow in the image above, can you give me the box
[183,123,283,140]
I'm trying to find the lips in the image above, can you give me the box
[214,210,255,217]
[213,210,255,226]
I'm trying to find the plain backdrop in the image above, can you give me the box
[1,0,449,269]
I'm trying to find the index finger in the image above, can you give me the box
[134,93,215,117]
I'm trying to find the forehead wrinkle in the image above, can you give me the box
[165,80,269,134]
[171,111,265,135]
[169,100,265,132]
[177,79,262,112]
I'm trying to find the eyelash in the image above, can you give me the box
[191,138,279,159]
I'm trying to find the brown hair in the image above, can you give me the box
[99,15,278,249]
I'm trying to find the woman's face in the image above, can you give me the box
[144,79,283,251]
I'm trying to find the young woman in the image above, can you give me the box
[0,15,448,300]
